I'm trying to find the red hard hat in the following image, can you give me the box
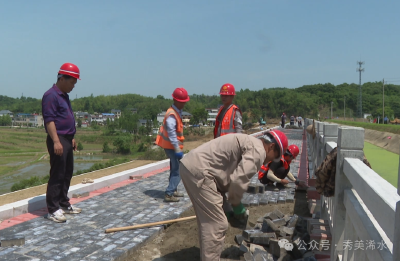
[219,83,236,96]
[58,63,80,80]
[172,88,190,102]
[269,130,288,158]
[287,144,300,158]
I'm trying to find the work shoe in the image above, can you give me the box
[61,206,82,214]
[173,191,184,197]
[45,209,67,223]
[164,194,180,202]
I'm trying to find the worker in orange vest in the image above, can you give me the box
[156,88,190,202]
[258,144,307,188]
[214,83,242,138]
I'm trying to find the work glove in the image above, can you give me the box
[228,203,249,228]
[295,179,309,188]
[174,148,184,159]
[224,210,234,221]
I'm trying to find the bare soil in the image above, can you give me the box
[364,128,400,155]
[128,191,310,261]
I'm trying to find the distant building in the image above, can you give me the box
[111,109,121,118]
[128,108,138,114]
[206,108,219,126]
[75,111,92,122]
[157,111,192,126]
[0,110,13,118]
[181,112,192,125]
[138,119,153,128]
[14,113,43,127]
[102,113,115,122]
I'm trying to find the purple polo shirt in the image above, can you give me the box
[42,84,76,135]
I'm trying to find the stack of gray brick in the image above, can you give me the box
[235,208,313,260]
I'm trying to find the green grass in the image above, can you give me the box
[363,142,399,187]
[326,120,400,135]
[11,157,131,192]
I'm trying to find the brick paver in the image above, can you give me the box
[0,129,305,261]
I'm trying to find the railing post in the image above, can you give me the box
[331,127,365,261]
[320,123,338,221]
[310,120,320,178]
[393,145,400,260]
[316,122,326,168]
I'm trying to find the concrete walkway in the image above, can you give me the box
[0,129,306,261]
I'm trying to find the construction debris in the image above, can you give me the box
[234,207,331,261]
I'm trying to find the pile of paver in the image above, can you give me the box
[233,208,331,261]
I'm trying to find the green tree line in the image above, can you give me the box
[1,81,399,122]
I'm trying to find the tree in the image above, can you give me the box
[77,142,83,151]
[77,118,82,128]
[102,142,111,152]
[0,115,12,126]
[113,136,132,154]
[190,107,208,125]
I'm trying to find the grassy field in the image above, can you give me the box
[0,127,113,189]
[326,120,400,135]
[364,142,399,187]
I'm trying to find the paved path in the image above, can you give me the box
[0,129,306,261]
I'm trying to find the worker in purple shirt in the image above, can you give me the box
[42,63,82,223]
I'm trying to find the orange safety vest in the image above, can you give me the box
[258,157,289,180]
[156,107,184,150]
[214,104,241,138]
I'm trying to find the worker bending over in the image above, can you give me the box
[214,83,242,138]
[258,145,307,188]
[180,130,288,261]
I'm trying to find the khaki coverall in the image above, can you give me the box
[180,134,266,261]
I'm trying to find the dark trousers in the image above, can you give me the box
[46,135,74,213]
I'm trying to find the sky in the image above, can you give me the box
[1,0,399,99]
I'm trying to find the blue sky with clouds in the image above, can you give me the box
[1,0,399,99]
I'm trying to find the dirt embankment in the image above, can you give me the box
[129,191,310,261]
[0,136,214,207]
[364,129,400,155]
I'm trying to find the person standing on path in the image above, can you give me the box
[180,130,288,261]
[155,88,190,202]
[298,115,303,127]
[281,112,286,128]
[42,63,82,223]
[214,83,242,138]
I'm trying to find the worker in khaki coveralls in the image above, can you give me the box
[180,130,288,261]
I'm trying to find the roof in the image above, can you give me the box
[102,113,115,116]
[111,109,121,112]
[0,110,12,114]
[182,111,192,116]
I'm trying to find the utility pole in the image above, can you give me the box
[344,96,346,120]
[383,78,385,123]
[331,101,333,119]
[356,61,364,118]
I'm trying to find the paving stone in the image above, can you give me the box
[0,235,25,247]
[252,232,276,246]
[235,234,244,245]
[272,209,284,219]
[0,130,305,261]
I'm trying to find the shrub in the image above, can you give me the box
[77,142,84,151]
[139,148,168,161]
[102,142,111,152]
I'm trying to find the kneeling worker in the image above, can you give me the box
[258,144,307,187]
[180,130,288,261]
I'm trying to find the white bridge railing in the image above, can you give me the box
[304,119,400,261]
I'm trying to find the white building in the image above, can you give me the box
[206,108,219,126]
